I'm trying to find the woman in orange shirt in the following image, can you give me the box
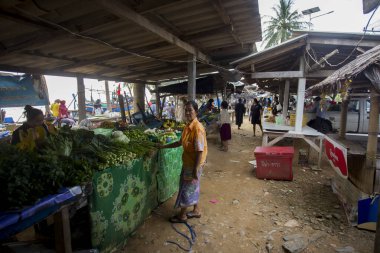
[160,101,208,223]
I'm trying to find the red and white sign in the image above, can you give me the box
[324,136,348,179]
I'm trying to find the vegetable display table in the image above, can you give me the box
[89,147,183,252]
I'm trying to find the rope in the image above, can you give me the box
[166,222,197,252]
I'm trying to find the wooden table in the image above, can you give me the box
[262,122,325,168]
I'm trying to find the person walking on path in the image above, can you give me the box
[250,98,263,137]
[218,101,231,151]
[160,101,207,223]
[235,98,246,129]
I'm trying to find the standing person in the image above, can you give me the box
[160,101,207,222]
[218,101,231,151]
[250,98,263,137]
[50,99,60,117]
[93,99,102,116]
[11,105,50,147]
[235,98,246,130]
[272,96,282,116]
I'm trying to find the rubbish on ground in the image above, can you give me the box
[209,199,219,204]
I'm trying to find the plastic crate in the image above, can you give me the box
[254,146,294,181]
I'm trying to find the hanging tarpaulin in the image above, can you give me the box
[0,74,50,107]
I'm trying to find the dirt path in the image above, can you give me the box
[124,118,375,253]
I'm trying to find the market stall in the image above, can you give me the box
[306,44,380,251]
[231,31,380,167]
[0,124,183,252]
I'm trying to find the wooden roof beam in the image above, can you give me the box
[133,0,188,14]
[97,0,211,63]
[250,70,335,80]
[236,40,306,68]
[20,50,134,74]
[309,37,379,48]
[210,0,242,45]
[0,64,153,84]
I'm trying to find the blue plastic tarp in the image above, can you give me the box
[0,74,49,108]
[0,186,82,240]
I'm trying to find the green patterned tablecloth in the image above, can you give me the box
[157,147,183,203]
[89,147,182,252]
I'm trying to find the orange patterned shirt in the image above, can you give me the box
[181,118,208,171]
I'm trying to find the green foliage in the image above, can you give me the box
[0,128,157,210]
[263,0,309,48]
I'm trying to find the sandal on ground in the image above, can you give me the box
[186,211,202,219]
[169,215,187,223]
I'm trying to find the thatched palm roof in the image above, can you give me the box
[307,44,380,94]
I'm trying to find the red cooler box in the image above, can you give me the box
[254,146,294,181]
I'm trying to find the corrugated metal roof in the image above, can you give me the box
[0,0,262,83]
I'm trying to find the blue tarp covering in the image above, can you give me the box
[0,186,82,240]
[0,74,49,107]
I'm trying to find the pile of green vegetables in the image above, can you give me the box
[0,127,156,210]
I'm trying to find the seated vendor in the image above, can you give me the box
[11,105,50,148]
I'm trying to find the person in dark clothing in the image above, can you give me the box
[11,105,49,146]
[272,96,282,116]
[235,98,246,129]
[206,99,215,112]
[249,98,263,137]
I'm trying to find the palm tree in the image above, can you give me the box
[262,0,308,48]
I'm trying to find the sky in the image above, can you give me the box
[4,0,380,120]
[257,0,380,49]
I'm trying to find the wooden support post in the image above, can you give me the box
[295,58,306,132]
[118,94,127,123]
[365,89,379,193]
[187,54,196,101]
[339,99,349,139]
[133,83,145,113]
[279,84,284,106]
[372,90,380,253]
[105,80,112,112]
[76,76,86,122]
[155,87,161,118]
[54,206,72,253]
[283,80,290,116]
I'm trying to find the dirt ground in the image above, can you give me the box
[123,118,375,253]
